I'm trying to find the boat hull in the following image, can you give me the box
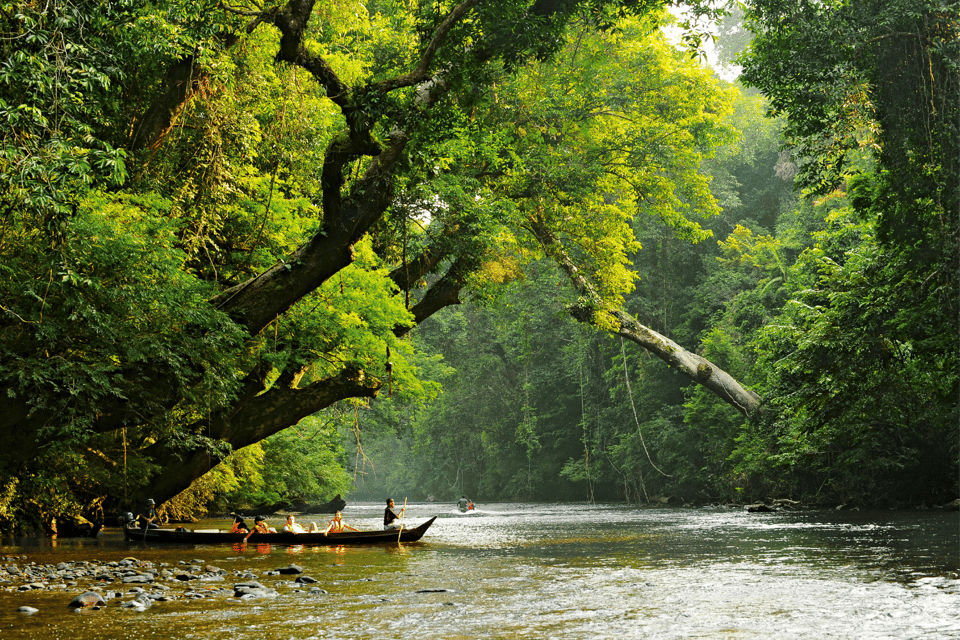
[124,516,436,545]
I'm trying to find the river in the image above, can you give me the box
[1,503,958,639]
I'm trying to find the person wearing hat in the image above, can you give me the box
[137,499,160,529]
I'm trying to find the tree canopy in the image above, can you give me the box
[0,0,738,530]
[0,0,955,531]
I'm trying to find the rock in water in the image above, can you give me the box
[277,564,304,575]
[233,581,278,599]
[68,591,106,608]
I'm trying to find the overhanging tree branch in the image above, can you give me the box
[528,214,761,416]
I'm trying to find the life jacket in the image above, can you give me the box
[328,519,345,533]
[255,521,270,533]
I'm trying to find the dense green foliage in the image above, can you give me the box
[5,0,730,531]
[344,0,958,506]
[0,0,955,532]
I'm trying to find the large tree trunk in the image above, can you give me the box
[132,245,472,506]
[2,0,655,519]
[529,217,761,416]
[142,366,378,502]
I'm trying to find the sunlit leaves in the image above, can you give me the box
[260,236,420,397]
[717,224,786,278]
[482,13,735,309]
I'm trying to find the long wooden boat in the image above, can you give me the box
[124,516,437,545]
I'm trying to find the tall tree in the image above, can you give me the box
[1,0,732,529]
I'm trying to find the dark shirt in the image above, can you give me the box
[384,507,400,526]
[137,505,159,528]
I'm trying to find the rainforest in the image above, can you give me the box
[0,0,956,533]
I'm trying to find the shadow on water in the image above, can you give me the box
[0,504,957,639]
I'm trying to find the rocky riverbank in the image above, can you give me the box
[3,555,329,615]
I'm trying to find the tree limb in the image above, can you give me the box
[370,0,483,94]
[528,214,761,416]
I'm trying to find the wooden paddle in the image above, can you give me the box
[397,497,407,542]
[142,501,161,540]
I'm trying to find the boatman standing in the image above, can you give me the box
[384,498,404,530]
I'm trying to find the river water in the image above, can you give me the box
[1,503,958,639]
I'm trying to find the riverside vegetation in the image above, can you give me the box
[0,0,956,533]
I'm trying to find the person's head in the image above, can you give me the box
[146,498,155,506]
[333,511,342,521]
[286,515,295,523]
[125,512,135,524]
[387,498,394,507]
[254,515,265,524]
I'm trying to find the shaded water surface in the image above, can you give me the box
[1,503,958,639]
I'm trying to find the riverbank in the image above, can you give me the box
[5,553,334,602]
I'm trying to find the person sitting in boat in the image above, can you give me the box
[323,511,359,536]
[384,498,404,530]
[457,496,469,511]
[252,515,276,533]
[230,515,249,534]
[468,501,475,511]
[137,499,160,529]
[283,514,318,534]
